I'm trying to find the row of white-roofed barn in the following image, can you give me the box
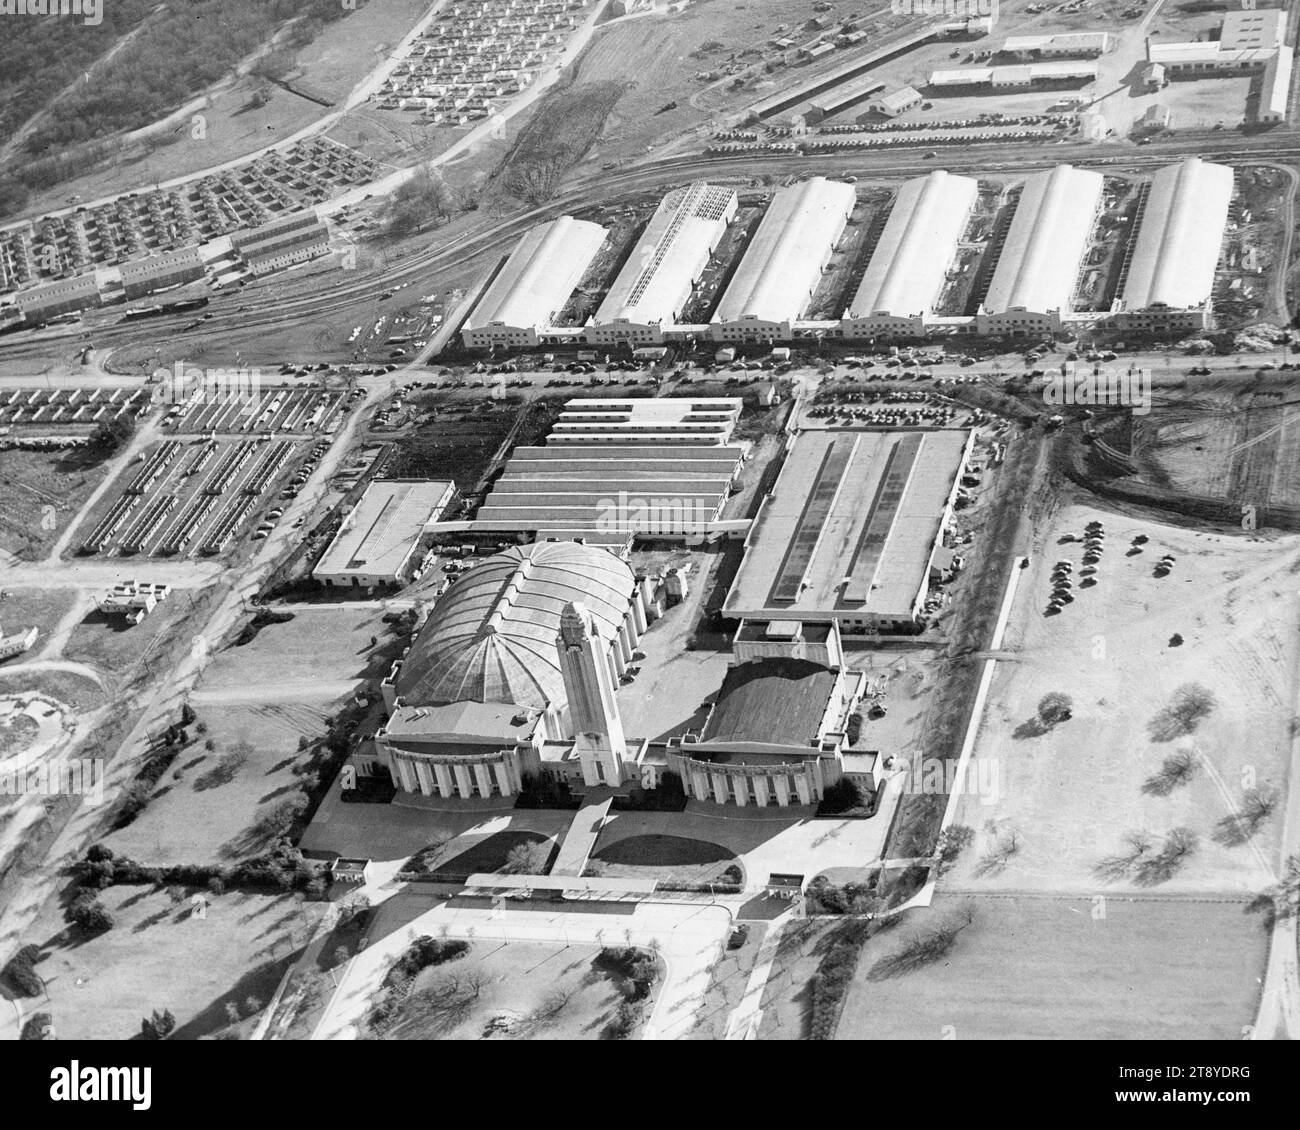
[459,158,1236,350]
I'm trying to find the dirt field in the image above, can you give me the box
[0,449,114,562]
[946,500,1298,895]
[17,883,325,1040]
[374,940,647,1040]
[828,895,1266,1040]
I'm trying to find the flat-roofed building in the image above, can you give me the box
[314,478,455,587]
[461,216,608,349]
[1221,7,1286,51]
[843,170,979,339]
[1146,9,1287,74]
[710,177,855,342]
[725,428,973,633]
[978,163,1103,334]
[1116,158,1234,331]
[16,273,102,323]
[1001,32,1109,58]
[119,247,205,300]
[927,60,1097,87]
[588,182,737,346]
[1260,46,1294,122]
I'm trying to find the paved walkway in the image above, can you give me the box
[724,908,794,1040]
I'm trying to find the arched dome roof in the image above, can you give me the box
[396,542,635,709]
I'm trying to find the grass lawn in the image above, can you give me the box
[586,834,742,886]
[16,884,326,1040]
[376,941,650,1041]
[756,894,1267,1041]
[103,700,324,865]
[403,829,557,880]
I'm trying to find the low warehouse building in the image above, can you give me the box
[314,478,455,588]
[725,428,973,633]
[119,247,205,300]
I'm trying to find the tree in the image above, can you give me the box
[1037,692,1073,726]
[1247,853,1300,926]
[140,1009,175,1040]
[383,166,455,237]
[2,945,44,998]
[934,824,975,871]
[1135,826,1199,885]
[868,905,976,980]
[1142,749,1198,797]
[1148,683,1217,742]
[67,895,113,933]
[503,841,549,875]
[1215,785,1279,847]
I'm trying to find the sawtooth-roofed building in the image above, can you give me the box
[725,428,973,633]
[547,397,742,445]
[843,170,979,339]
[1116,158,1234,331]
[710,176,856,343]
[588,182,737,346]
[460,216,608,349]
[472,440,745,541]
[977,164,1103,334]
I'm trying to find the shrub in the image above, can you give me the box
[66,894,113,933]
[2,945,44,997]
[604,998,642,1040]
[20,1012,53,1040]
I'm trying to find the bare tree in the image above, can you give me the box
[974,828,1021,877]
[519,987,575,1035]
[1142,749,1198,797]
[868,905,976,980]
[1214,785,1279,847]
[1136,827,1199,886]
[1095,829,1154,882]
[1148,683,1217,742]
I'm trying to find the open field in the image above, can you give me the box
[15,883,324,1041]
[0,449,115,562]
[372,939,647,1041]
[0,588,79,642]
[946,501,1299,895]
[103,700,324,865]
[828,895,1267,1040]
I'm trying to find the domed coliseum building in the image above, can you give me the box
[376,542,656,800]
